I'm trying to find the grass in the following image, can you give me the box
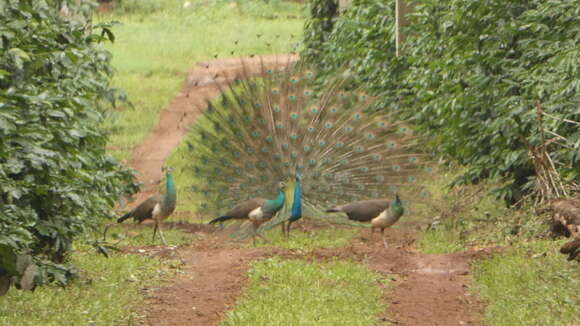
[99,0,305,162]
[100,223,198,247]
[415,167,580,325]
[253,224,357,251]
[0,243,167,326]
[474,240,579,325]
[220,257,386,326]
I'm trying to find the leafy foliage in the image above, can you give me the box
[303,0,579,203]
[0,0,137,293]
[301,0,339,62]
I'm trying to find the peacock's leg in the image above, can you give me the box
[381,228,388,248]
[286,220,294,238]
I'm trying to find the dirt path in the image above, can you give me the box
[122,55,485,325]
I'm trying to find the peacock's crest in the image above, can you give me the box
[185,56,433,220]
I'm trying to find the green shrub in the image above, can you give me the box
[303,0,579,204]
[0,0,137,293]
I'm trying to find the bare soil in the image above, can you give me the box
[122,55,486,325]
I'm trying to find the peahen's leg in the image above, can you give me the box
[281,221,287,237]
[153,219,168,246]
[253,222,270,244]
[381,228,388,248]
[251,223,258,246]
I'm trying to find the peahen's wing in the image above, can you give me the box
[224,198,266,219]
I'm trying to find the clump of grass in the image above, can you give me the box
[473,240,580,325]
[221,257,385,326]
[253,224,357,251]
[0,244,165,326]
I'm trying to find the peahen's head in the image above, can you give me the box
[277,179,288,192]
[390,193,404,217]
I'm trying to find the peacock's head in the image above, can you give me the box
[162,166,174,175]
[295,170,303,182]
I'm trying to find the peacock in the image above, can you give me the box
[326,194,405,248]
[186,56,431,241]
[115,167,177,244]
[282,172,302,238]
[208,181,286,245]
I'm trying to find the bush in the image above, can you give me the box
[0,0,137,294]
[303,0,579,204]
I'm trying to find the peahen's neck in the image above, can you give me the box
[163,172,177,210]
[291,179,302,219]
[264,188,285,213]
[389,195,404,219]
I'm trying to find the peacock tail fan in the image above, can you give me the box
[186,56,434,221]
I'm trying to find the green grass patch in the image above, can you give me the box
[0,244,166,326]
[102,223,197,247]
[221,257,385,326]
[253,224,357,251]
[99,0,305,161]
[473,240,580,325]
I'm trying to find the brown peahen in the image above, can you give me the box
[186,56,431,241]
[116,167,177,244]
[326,194,405,248]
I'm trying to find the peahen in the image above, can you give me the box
[282,172,302,238]
[326,194,405,248]
[208,181,286,245]
[187,56,431,240]
[116,167,177,244]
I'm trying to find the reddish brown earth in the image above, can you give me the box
[121,56,486,325]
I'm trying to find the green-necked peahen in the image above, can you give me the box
[209,181,286,245]
[116,167,177,244]
[187,57,430,240]
[326,194,405,248]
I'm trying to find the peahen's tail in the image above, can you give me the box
[325,207,341,213]
[208,215,234,224]
[117,212,132,224]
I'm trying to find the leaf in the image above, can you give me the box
[100,27,115,43]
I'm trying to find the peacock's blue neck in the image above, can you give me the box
[290,179,302,220]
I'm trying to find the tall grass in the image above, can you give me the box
[99,0,305,161]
